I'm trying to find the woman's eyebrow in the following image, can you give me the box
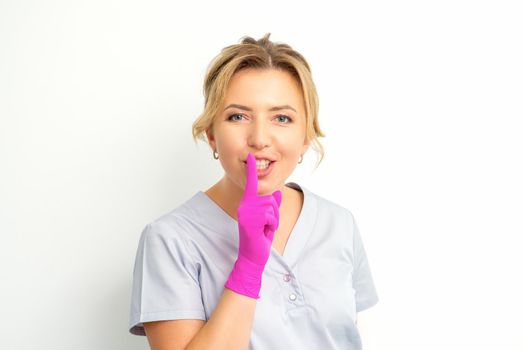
[224,104,297,113]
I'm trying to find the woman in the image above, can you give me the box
[129,33,379,349]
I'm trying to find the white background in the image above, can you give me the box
[1,0,524,349]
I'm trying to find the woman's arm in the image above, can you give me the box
[184,288,257,350]
[143,288,256,350]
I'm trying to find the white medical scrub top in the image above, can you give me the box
[129,182,379,349]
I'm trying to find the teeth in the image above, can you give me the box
[256,160,271,169]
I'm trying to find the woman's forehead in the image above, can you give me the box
[223,71,303,110]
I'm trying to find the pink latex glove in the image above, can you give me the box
[224,152,283,299]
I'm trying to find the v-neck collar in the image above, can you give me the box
[193,182,318,268]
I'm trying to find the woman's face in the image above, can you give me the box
[206,68,310,196]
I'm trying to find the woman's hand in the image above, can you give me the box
[224,152,282,299]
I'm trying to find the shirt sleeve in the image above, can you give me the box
[128,221,206,336]
[350,212,379,313]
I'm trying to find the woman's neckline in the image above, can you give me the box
[198,182,305,223]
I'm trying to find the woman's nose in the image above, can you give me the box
[247,119,272,148]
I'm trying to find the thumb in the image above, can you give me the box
[271,190,282,232]
[272,190,282,208]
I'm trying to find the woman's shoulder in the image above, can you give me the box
[296,182,355,220]
[140,192,205,241]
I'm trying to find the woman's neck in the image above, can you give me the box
[204,178,294,222]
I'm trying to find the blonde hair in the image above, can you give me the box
[192,33,326,169]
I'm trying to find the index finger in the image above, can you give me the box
[243,152,258,199]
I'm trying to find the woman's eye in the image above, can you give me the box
[227,113,245,121]
[276,115,293,123]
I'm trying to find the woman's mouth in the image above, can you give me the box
[243,160,276,178]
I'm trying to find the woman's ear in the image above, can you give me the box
[205,127,216,149]
[302,138,310,154]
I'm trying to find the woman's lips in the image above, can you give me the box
[243,161,276,177]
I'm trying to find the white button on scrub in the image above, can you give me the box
[289,293,297,301]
